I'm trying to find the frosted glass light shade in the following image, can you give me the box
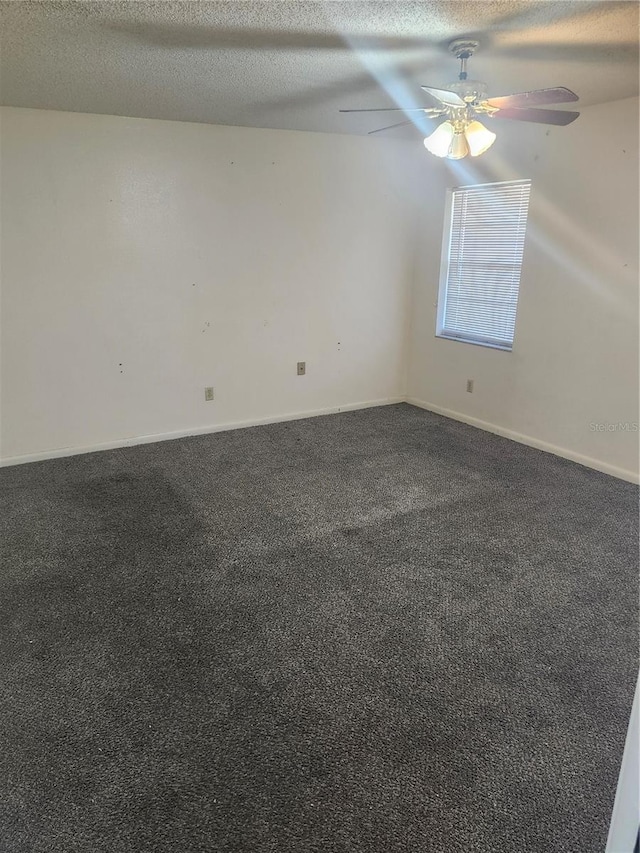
[425,119,497,160]
[423,121,455,157]
[465,120,496,157]
[448,132,469,160]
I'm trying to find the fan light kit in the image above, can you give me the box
[340,39,580,160]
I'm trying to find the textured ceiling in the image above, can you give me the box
[1,1,638,137]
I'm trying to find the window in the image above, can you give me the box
[436,179,531,351]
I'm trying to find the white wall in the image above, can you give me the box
[0,107,416,461]
[407,97,640,482]
[2,100,638,480]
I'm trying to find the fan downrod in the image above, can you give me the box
[448,39,479,80]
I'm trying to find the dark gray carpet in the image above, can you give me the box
[0,403,637,853]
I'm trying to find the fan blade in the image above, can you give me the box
[339,107,442,114]
[368,120,415,135]
[491,107,580,126]
[421,86,467,107]
[486,87,579,109]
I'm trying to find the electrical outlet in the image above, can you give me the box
[297,361,306,376]
[466,379,474,393]
[204,387,214,401]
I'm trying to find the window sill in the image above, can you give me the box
[435,333,513,352]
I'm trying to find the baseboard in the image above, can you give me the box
[0,397,404,468]
[406,397,640,485]
[3,396,637,484]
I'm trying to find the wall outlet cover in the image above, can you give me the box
[297,362,306,376]
[205,387,214,401]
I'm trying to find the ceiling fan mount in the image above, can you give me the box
[448,39,480,61]
[445,40,487,102]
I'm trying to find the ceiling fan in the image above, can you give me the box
[340,39,580,160]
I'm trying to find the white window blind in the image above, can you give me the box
[436,179,531,350]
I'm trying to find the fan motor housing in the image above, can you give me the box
[446,79,488,104]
